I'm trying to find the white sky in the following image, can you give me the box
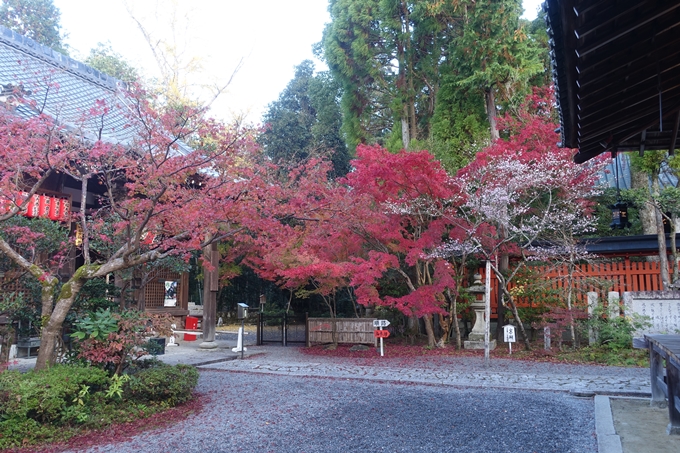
[54,0,545,125]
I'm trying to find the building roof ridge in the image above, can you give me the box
[0,24,124,93]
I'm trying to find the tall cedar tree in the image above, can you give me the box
[0,0,66,53]
[322,0,450,150]
[261,60,350,179]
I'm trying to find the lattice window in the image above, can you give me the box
[142,270,182,308]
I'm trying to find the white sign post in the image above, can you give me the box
[503,324,517,354]
[373,319,390,356]
[484,260,491,366]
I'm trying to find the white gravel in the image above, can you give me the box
[77,370,597,453]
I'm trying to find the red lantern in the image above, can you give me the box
[25,194,39,217]
[48,197,61,220]
[38,195,51,218]
[58,199,71,222]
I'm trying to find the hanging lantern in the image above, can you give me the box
[24,193,40,217]
[609,201,631,229]
[74,223,83,246]
[38,195,50,218]
[58,199,71,222]
[48,197,61,220]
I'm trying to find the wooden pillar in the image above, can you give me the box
[667,357,680,435]
[649,342,666,406]
[201,241,219,344]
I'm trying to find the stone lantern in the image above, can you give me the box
[464,273,496,350]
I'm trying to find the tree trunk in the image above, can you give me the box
[202,241,218,343]
[671,213,679,284]
[401,116,410,150]
[437,313,449,348]
[495,252,509,341]
[36,279,84,370]
[485,88,499,141]
[423,314,436,348]
[652,176,671,289]
[507,299,531,351]
[566,259,576,345]
[631,168,656,234]
[656,207,671,289]
[452,292,461,349]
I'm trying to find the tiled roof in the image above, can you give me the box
[0,25,190,155]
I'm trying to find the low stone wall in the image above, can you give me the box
[622,291,680,336]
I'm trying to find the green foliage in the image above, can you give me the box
[509,266,562,327]
[71,308,119,341]
[591,187,643,237]
[84,42,140,83]
[429,78,489,170]
[0,365,109,423]
[450,0,543,111]
[125,363,198,406]
[585,303,652,351]
[71,310,173,375]
[0,291,24,318]
[0,0,67,53]
[555,346,649,367]
[260,61,350,178]
[72,278,119,317]
[0,362,197,449]
[105,373,130,399]
[0,417,67,450]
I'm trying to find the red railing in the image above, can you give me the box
[477,258,669,316]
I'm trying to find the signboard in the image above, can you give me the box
[373,329,390,339]
[503,324,516,343]
[373,319,390,328]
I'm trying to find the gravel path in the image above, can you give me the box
[79,369,597,453]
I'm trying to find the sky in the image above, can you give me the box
[53,0,545,125]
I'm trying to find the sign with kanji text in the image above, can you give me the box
[374,329,390,339]
[503,324,516,343]
[373,319,390,328]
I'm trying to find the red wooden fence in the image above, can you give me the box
[478,258,669,316]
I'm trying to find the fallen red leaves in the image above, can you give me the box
[300,342,593,366]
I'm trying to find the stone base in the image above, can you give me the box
[464,339,497,350]
[467,333,486,342]
[199,341,218,350]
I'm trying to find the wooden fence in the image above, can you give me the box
[478,258,669,315]
[307,318,377,347]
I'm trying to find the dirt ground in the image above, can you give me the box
[611,397,680,453]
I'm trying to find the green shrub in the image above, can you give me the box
[0,417,70,450]
[0,362,198,449]
[71,310,173,375]
[125,363,198,406]
[0,365,109,423]
[585,304,652,350]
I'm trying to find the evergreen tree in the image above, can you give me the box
[84,43,140,83]
[261,60,350,178]
[447,0,544,140]
[0,0,66,53]
[322,0,450,150]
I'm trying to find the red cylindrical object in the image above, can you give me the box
[48,197,60,220]
[184,316,198,341]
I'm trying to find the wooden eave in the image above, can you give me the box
[545,0,680,163]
